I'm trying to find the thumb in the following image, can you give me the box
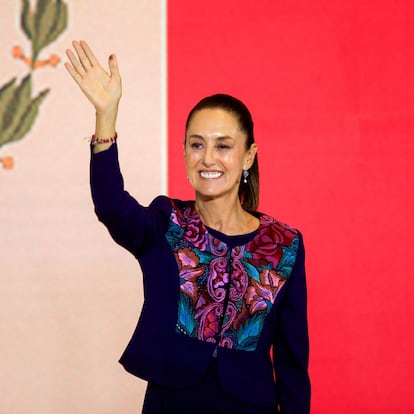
[108,54,120,78]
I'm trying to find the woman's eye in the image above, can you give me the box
[217,144,230,150]
[190,142,203,149]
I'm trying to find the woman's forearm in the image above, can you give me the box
[92,107,118,153]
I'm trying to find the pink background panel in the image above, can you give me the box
[168,1,414,412]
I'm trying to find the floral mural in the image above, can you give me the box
[0,0,68,170]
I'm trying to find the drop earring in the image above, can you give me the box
[243,169,249,184]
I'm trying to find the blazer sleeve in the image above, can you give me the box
[89,143,170,257]
[273,232,311,414]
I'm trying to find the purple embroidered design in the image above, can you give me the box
[166,201,298,352]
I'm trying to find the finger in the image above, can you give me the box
[79,40,99,66]
[65,48,85,77]
[108,54,120,78]
[64,61,82,83]
[72,40,93,69]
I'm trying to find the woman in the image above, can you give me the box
[65,40,310,413]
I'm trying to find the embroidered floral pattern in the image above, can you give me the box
[166,201,298,352]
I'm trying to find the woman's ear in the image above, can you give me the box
[244,143,258,169]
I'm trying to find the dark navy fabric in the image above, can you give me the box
[90,144,310,413]
[142,359,277,414]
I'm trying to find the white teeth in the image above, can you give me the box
[200,171,222,179]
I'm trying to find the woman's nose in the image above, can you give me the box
[201,145,215,166]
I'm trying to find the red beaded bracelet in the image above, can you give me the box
[90,132,118,145]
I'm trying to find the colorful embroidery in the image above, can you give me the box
[166,201,298,352]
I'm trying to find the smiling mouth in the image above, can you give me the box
[200,171,223,179]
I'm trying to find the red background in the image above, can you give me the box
[167,1,414,412]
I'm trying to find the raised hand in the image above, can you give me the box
[65,40,122,115]
[65,40,121,149]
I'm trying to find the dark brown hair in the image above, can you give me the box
[185,94,259,211]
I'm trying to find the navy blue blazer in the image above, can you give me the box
[90,144,310,413]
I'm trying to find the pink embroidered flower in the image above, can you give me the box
[232,303,250,330]
[179,267,204,303]
[245,269,285,314]
[182,205,197,221]
[245,286,267,313]
[219,337,234,349]
[194,292,209,319]
[249,223,295,267]
[177,247,199,268]
[230,259,248,301]
[231,245,245,260]
[184,220,208,250]
[176,247,204,303]
[171,209,180,225]
[198,302,222,342]
[208,257,229,301]
[221,303,237,331]
[260,215,276,225]
[209,236,228,256]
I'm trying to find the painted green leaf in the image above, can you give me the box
[32,0,52,62]
[30,0,68,64]
[37,0,58,47]
[34,0,49,29]
[21,0,34,41]
[0,78,17,131]
[31,0,59,61]
[44,0,68,47]
[1,0,65,149]
[1,75,32,133]
[0,98,31,147]
[0,78,17,97]
[6,88,50,145]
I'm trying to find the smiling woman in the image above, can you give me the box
[65,40,310,413]
[185,94,260,213]
[184,105,258,235]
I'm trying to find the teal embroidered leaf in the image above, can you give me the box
[237,313,265,351]
[197,250,213,264]
[165,223,184,245]
[276,237,299,279]
[242,260,260,282]
[177,296,196,336]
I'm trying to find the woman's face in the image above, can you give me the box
[184,108,257,203]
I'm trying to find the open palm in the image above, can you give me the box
[65,40,121,114]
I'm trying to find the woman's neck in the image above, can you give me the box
[195,197,259,236]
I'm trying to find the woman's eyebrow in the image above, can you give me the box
[188,134,234,140]
[216,135,233,141]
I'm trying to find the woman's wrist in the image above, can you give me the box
[91,130,117,154]
[93,107,118,153]
[92,107,119,153]
[95,106,118,137]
